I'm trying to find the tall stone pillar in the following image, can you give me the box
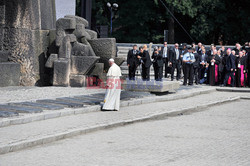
[0,0,56,86]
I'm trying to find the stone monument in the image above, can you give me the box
[0,0,124,87]
[0,0,56,86]
[45,15,125,87]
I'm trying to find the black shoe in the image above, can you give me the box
[183,83,187,86]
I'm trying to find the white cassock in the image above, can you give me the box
[103,63,122,111]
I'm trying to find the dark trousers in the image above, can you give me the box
[194,67,199,84]
[163,58,169,77]
[184,63,194,85]
[128,65,137,80]
[171,62,180,80]
[199,65,206,80]
[154,65,163,81]
[224,71,235,86]
[142,66,150,81]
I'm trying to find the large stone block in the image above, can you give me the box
[73,24,90,40]
[71,56,99,75]
[0,62,20,87]
[40,0,56,30]
[70,75,86,87]
[58,34,76,59]
[64,15,89,28]
[86,29,97,39]
[71,42,90,56]
[56,18,76,47]
[0,51,10,62]
[88,38,117,70]
[3,0,41,29]
[56,18,76,30]
[122,80,180,93]
[1,27,36,86]
[45,54,58,68]
[0,5,5,25]
[53,59,70,86]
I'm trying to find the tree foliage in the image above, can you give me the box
[78,0,250,45]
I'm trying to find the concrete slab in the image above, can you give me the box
[122,80,180,93]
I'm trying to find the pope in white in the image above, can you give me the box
[102,58,122,111]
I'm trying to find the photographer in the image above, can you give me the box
[152,47,164,81]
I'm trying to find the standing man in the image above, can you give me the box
[103,59,122,111]
[169,43,181,81]
[162,42,170,78]
[138,45,152,81]
[197,42,202,55]
[127,45,139,80]
[193,48,201,85]
[152,47,164,81]
[182,47,196,86]
[208,49,221,86]
[223,49,236,87]
[180,43,188,78]
[199,49,208,82]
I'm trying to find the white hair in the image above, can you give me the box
[109,58,114,62]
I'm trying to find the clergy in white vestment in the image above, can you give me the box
[102,58,122,111]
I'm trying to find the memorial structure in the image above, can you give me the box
[0,0,124,87]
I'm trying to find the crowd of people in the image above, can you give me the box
[127,42,250,87]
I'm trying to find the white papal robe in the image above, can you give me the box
[103,63,122,111]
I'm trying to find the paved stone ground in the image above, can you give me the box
[0,90,240,147]
[0,99,249,166]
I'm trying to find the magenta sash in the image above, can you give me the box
[240,65,244,86]
[227,73,235,85]
[215,64,218,83]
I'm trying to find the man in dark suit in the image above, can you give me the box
[127,45,139,80]
[206,44,216,56]
[161,42,170,78]
[193,48,201,84]
[197,42,202,55]
[152,47,164,81]
[169,43,181,81]
[223,48,236,86]
[138,45,152,81]
[199,49,208,82]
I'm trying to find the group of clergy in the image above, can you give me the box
[127,42,250,87]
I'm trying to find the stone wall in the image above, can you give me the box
[0,0,56,86]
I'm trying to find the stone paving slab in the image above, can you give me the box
[0,105,43,113]
[0,86,215,128]
[56,97,99,105]
[10,102,64,110]
[36,99,85,108]
[0,111,19,118]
